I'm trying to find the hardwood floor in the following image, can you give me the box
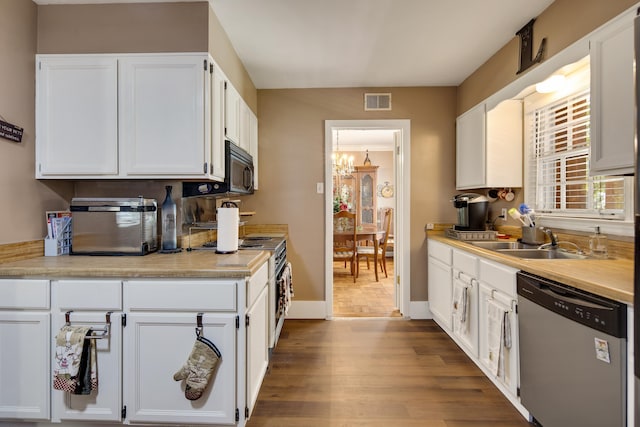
[333,258,401,317]
[248,319,531,426]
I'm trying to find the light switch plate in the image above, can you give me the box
[316,182,324,194]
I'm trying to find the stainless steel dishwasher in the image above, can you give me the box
[517,271,627,427]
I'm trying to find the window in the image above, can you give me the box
[525,90,627,221]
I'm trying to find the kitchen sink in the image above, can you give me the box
[496,249,589,260]
[469,241,537,250]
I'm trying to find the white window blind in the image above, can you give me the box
[527,90,625,219]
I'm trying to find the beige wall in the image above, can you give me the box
[243,87,458,302]
[208,7,257,113]
[0,0,72,245]
[37,2,208,54]
[458,0,638,115]
[37,1,257,114]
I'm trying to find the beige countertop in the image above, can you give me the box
[428,233,633,305]
[0,249,270,280]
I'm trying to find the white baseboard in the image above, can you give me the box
[408,301,431,319]
[286,300,327,319]
[285,300,433,320]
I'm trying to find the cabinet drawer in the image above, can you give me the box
[428,239,452,265]
[125,280,237,311]
[0,279,49,309]
[54,280,122,310]
[479,259,517,296]
[453,249,477,275]
[247,262,268,308]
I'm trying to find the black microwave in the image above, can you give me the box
[183,141,254,197]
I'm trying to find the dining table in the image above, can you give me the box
[333,225,386,281]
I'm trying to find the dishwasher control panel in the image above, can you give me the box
[517,271,626,338]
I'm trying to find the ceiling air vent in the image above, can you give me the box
[364,93,392,111]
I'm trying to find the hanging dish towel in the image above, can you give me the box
[452,282,469,334]
[486,298,511,378]
[53,325,93,393]
[278,262,294,316]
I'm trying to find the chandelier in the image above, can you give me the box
[332,130,354,176]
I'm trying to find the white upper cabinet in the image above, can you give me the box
[209,58,226,182]
[456,103,486,189]
[589,13,635,176]
[36,56,119,177]
[225,81,242,145]
[119,55,207,177]
[36,54,213,179]
[240,101,259,189]
[456,100,522,190]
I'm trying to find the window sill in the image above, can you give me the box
[535,215,633,237]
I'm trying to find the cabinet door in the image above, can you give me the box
[239,101,252,153]
[249,108,259,190]
[123,312,236,425]
[0,312,50,420]
[478,284,518,397]
[427,256,452,331]
[225,82,241,145]
[485,100,522,188]
[36,55,118,177]
[456,103,486,190]
[209,60,226,182]
[246,285,268,419]
[120,55,207,176]
[451,271,479,359]
[51,312,123,422]
[590,18,635,175]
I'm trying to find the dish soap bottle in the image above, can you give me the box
[589,226,608,258]
[161,185,177,251]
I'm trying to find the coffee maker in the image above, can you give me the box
[452,193,489,231]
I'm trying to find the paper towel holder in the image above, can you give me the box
[216,201,240,254]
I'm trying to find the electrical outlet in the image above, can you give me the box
[501,208,508,219]
[425,223,434,230]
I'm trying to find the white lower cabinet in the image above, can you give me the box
[246,285,268,419]
[451,269,479,358]
[124,279,239,425]
[0,261,270,427]
[124,312,237,425]
[451,249,479,358]
[0,279,50,421]
[427,240,527,418]
[51,280,123,423]
[427,239,453,331]
[478,283,518,397]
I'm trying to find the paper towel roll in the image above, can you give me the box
[217,207,239,253]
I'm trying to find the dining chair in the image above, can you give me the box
[333,210,358,282]
[357,208,392,278]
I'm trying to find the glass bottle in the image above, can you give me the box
[161,185,177,251]
[589,226,608,258]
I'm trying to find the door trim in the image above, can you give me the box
[324,119,411,318]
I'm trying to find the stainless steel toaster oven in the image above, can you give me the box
[70,197,158,255]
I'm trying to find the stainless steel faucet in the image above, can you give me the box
[542,228,558,248]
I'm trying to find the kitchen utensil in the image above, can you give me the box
[508,208,527,226]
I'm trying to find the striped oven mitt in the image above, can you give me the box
[53,325,92,393]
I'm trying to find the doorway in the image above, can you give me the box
[324,120,410,319]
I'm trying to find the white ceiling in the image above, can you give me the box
[35,0,556,89]
[209,0,556,89]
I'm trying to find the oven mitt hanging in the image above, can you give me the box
[173,336,221,400]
